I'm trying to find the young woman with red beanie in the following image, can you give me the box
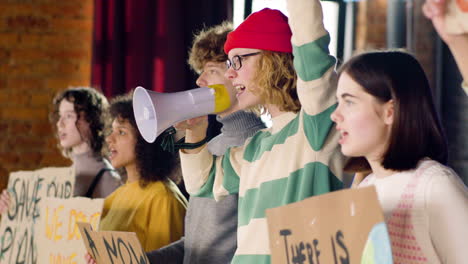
[180,0,345,263]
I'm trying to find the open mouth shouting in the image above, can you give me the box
[58,132,67,141]
[108,147,117,160]
[235,84,246,96]
[336,127,349,145]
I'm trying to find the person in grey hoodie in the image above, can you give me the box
[146,22,265,264]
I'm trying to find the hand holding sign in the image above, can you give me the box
[0,190,11,215]
[0,167,74,264]
[84,253,96,264]
[77,222,150,264]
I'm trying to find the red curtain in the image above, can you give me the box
[92,0,232,97]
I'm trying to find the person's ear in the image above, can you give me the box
[383,99,394,125]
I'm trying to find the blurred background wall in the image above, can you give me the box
[0,0,466,192]
[0,1,94,191]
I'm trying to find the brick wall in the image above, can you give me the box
[0,1,94,191]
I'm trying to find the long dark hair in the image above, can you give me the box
[109,93,179,187]
[339,51,447,172]
[51,87,109,157]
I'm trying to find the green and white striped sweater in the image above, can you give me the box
[180,0,346,263]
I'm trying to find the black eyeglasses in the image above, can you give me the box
[226,52,261,71]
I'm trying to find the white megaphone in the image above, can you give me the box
[133,85,231,143]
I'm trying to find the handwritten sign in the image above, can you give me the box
[446,0,468,34]
[35,197,104,264]
[266,186,392,264]
[0,167,74,264]
[77,223,149,264]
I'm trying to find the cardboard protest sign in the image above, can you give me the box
[77,222,150,264]
[36,197,104,264]
[266,186,392,264]
[446,0,468,34]
[0,167,74,264]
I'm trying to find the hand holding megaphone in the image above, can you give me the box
[133,85,231,143]
[173,116,209,154]
[173,116,208,131]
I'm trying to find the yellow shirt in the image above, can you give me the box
[100,180,187,251]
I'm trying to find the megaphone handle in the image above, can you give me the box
[160,127,177,153]
[174,136,209,150]
[159,127,209,153]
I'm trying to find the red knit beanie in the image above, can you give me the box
[224,8,292,54]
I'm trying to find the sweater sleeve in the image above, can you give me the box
[180,146,214,195]
[180,145,242,201]
[142,190,186,251]
[426,167,468,263]
[286,0,344,183]
[287,0,339,154]
[288,0,337,115]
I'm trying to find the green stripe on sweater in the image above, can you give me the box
[192,158,216,198]
[231,254,271,264]
[303,103,337,151]
[243,114,300,162]
[238,162,343,227]
[222,148,240,194]
[293,34,336,81]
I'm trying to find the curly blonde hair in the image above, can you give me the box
[251,51,300,113]
[188,22,233,74]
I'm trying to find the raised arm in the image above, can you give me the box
[287,0,338,116]
[422,0,468,93]
[287,0,341,154]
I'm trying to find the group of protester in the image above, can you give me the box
[1,0,468,263]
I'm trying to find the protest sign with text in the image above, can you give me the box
[77,222,149,264]
[0,167,74,264]
[36,197,103,264]
[266,186,392,264]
